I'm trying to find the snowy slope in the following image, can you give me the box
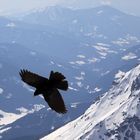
[0,42,92,140]
[42,64,140,140]
[0,102,91,140]
[0,6,140,139]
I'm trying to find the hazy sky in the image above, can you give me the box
[0,0,57,13]
[0,0,139,16]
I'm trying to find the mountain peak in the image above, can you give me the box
[41,64,140,140]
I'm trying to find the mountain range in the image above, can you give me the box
[0,5,140,139]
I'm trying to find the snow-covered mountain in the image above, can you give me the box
[47,0,140,17]
[42,64,140,140]
[10,6,140,83]
[0,42,92,139]
[5,6,140,95]
[0,102,91,140]
[19,6,140,40]
[0,5,140,140]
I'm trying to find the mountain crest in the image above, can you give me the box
[42,64,140,140]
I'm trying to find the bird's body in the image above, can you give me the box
[19,70,68,114]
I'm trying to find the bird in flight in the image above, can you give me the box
[19,69,68,114]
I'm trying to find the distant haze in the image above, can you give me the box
[0,0,139,16]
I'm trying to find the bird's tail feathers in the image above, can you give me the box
[56,80,68,91]
[49,71,65,81]
[49,71,68,91]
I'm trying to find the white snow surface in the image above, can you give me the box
[122,52,137,60]
[112,35,140,47]
[0,110,27,126]
[0,104,45,126]
[77,55,86,59]
[115,70,125,79]
[6,22,16,28]
[70,61,86,65]
[0,88,3,94]
[30,51,37,56]
[41,64,140,140]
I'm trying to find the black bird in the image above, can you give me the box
[19,69,68,114]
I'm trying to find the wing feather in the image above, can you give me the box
[19,69,48,88]
[43,88,67,114]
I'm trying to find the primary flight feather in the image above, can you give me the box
[19,69,68,114]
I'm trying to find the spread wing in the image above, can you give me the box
[19,69,48,88]
[43,88,67,114]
